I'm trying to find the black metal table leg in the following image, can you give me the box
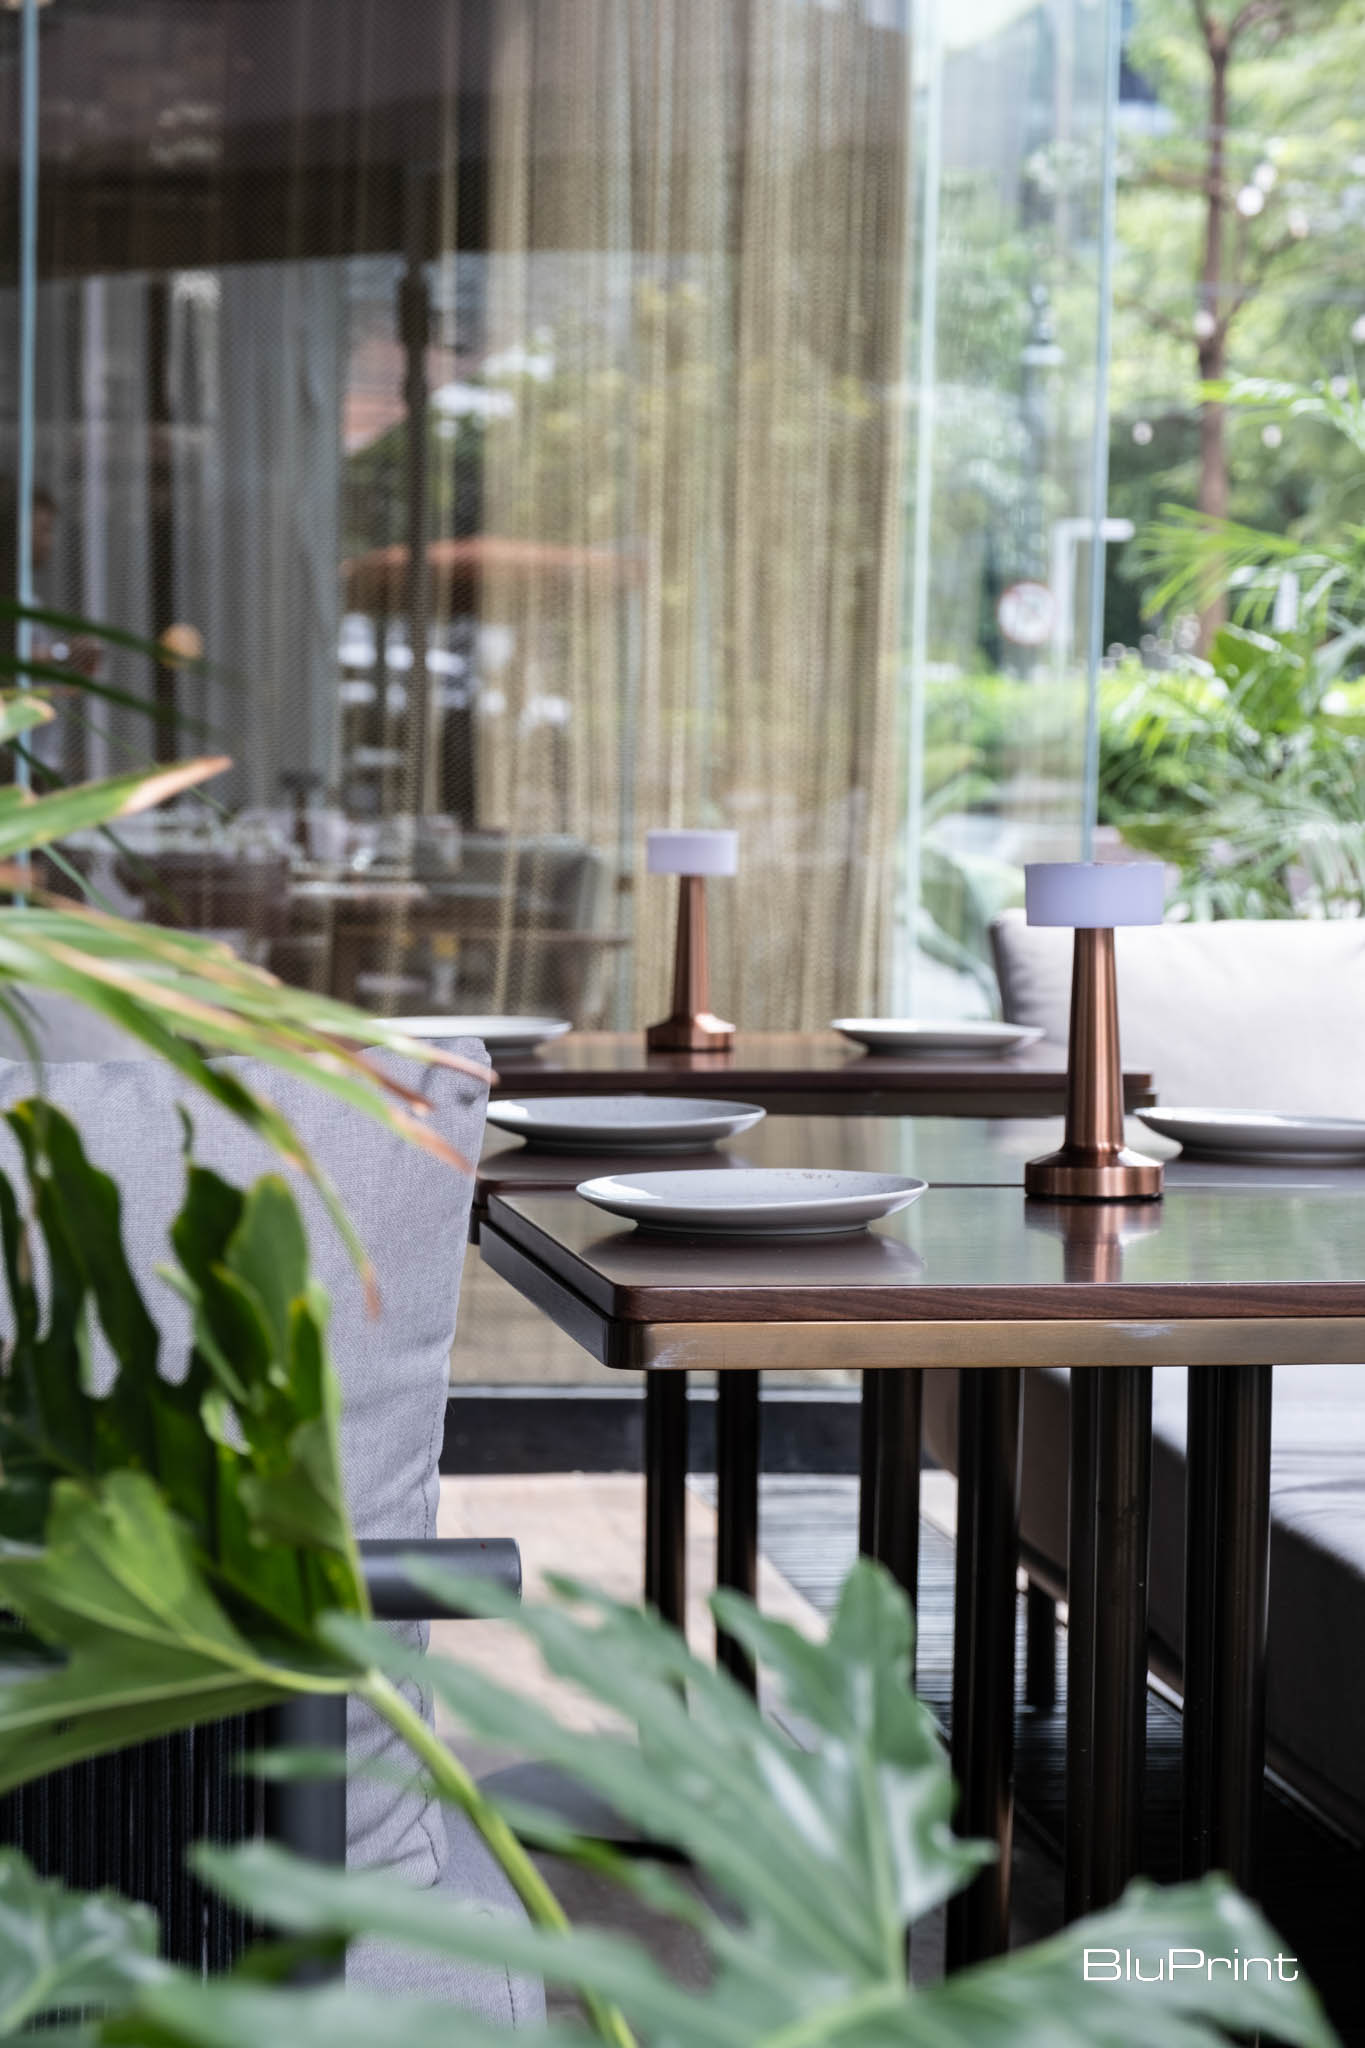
[859,1368,922,1634]
[715,1373,760,1691]
[1182,1364,1272,1892]
[945,1367,1021,1970]
[858,1369,883,1556]
[874,1369,923,1594]
[1065,1367,1098,1919]
[1090,1365,1152,1906]
[644,1370,688,1627]
[1181,1365,1221,1877]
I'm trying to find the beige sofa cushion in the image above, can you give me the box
[991,909,1365,1113]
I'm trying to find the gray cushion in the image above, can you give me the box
[0,987,152,1062]
[991,908,1365,1113]
[346,1806,546,2024]
[0,1047,486,1891]
[925,1362,1365,1834]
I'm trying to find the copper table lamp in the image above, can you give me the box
[644,828,737,1053]
[1023,861,1165,1202]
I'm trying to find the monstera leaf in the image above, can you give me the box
[146,1562,1333,2048]
[0,1851,164,2036]
[0,1102,365,1792]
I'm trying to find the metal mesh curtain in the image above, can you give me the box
[478,0,911,1026]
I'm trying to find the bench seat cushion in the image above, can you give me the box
[924,1363,1365,1834]
[991,909,1365,1116]
[347,1806,546,2023]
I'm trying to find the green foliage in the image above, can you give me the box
[0,1851,164,2035]
[0,1105,602,2032]
[0,1116,1337,2044]
[1102,382,1365,914]
[89,1561,1337,2048]
[0,1101,366,1789]
[1108,0,1365,631]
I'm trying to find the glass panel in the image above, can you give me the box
[897,0,1116,1013]
[4,0,918,1032]
[4,0,1116,1386]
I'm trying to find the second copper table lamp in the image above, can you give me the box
[644,828,738,1053]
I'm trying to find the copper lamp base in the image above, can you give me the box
[646,1011,734,1053]
[1024,1147,1164,1202]
[645,873,734,1054]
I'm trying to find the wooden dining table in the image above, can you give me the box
[481,1037,1153,1641]
[477,1127,1365,1969]
[491,1029,1156,1118]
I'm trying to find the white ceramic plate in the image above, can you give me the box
[487,1096,766,1153]
[831,1017,1044,1056]
[390,1015,572,1053]
[576,1166,928,1237]
[1136,1106,1365,1165]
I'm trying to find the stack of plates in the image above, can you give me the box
[831,1018,1043,1056]
[576,1166,927,1238]
[487,1096,765,1153]
[1136,1107,1365,1166]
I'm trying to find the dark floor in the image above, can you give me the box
[746,1474,1365,2045]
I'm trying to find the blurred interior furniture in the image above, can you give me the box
[284,831,623,1020]
[0,1042,542,2022]
[923,910,1365,1842]
[114,848,293,966]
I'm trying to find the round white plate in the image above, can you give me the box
[390,1015,572,1053]
[1136,1107,1365,1164]
[576,1166,928,1237]
[831,1017,1044,1056]
[487,1095,766,1153]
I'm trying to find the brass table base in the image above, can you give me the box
[1024,1146,1164,1202]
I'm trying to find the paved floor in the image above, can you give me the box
[432,1471,823,1748]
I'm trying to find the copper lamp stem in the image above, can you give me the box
[646,874,735,1052]
[672,875,709,1019]
[1065,927,1124,1155]
[1024,926,1162,1201]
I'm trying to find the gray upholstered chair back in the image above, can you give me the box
[991,907,1365,1113]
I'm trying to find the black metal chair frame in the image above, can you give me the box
[0,1537,521,1976]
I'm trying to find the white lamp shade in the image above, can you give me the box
[1024,861,1164,928]
[646,828,738,877]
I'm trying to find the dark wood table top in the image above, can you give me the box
[489,1031,1155,1118]
[480,1180,1365,1373]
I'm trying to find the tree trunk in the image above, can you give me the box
[1196,28,1230,650]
